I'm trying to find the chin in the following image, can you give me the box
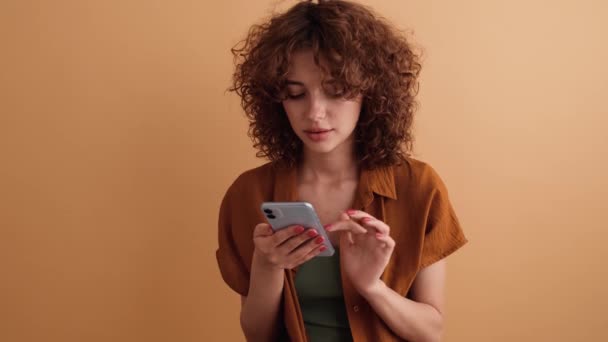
[302,140,342,155]
[307,145,335,154]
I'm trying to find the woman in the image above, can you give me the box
[216,1,468,341]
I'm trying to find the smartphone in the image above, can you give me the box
[260,202,335,257]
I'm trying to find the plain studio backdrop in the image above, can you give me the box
[1,0,607,341]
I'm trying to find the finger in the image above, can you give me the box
[344,209,376,221]
[279,228,320,253]
[338,211,350,221]
[289,235,326,261]
[360,217,390,234]
[293,242,326,266]
[375,232,396,249]
[271,225,306,246]
[324,213,350,228]
[253,223,274,238]
[325,220,367,234]
[340,231,355,246]
[347,231,354,245]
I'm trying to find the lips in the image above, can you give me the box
[304,128,334,142]
[304,128,332,134]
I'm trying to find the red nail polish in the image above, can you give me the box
[307,229,318,237]
[324,224,333,231]
[314,236,324,244]
[319,246,327,252]
[346,209,357,215]
[295,226,305,233]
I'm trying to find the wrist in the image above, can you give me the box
[252,249,284,273]
[358,279,387,299]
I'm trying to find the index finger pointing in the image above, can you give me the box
[325,220,367,234]
[345,209,376,221]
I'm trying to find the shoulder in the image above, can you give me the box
[392,156,450,198]
[223,162,276,200]
[219,161,279,221]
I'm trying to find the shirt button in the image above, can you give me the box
[353,305,360,312]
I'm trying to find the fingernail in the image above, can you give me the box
[375,232,383,238]
[346,209,357,215]
[295,226,305,233]
[362,217,371,223]
[319,246,327,252]
[324,224,333,231]
[307,229,318,237]
[314,236,324,244]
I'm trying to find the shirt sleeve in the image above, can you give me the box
[419,168,468,269]
[216,184,250,296]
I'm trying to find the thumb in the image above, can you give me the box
[253,223,273,237]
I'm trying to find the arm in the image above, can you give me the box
[360,259,447,342]
[239,251,285,342]
[239,224,326,341]
[328,211,450,342]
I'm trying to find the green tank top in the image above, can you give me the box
[294,250,353,342]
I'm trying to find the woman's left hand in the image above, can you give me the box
[326,210,395,295]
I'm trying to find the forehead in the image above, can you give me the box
[286,49,330,82]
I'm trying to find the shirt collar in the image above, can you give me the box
[359,165,398,199]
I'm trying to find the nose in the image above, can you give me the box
[306,92,327,121]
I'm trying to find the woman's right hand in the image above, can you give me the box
[252,223,327,270]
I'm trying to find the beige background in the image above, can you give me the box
[1,0,607,341]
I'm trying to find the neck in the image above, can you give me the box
[298,139,358,184]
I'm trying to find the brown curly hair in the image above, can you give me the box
[229,0,422,169]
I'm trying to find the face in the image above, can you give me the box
[281,49,363,157]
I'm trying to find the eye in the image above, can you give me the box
[287,93,305,100]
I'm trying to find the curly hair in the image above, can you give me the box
[229,0,422,169]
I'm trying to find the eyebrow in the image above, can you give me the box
[285,78,336,86]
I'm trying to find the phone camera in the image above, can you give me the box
[263,209,273,214]
[267,214,276,219]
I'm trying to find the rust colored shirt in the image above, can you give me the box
[216,157,468,341]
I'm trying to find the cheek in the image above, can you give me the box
[336,102,362,125]
[282,102,301,127]
[282,101,300,117]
